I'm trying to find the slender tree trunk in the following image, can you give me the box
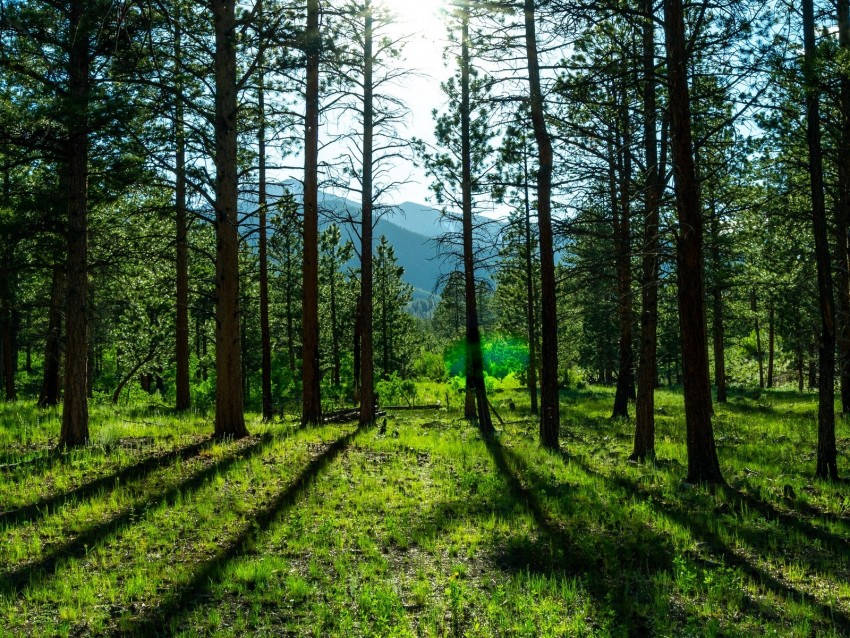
[112,351,155,404]
[302,0,322,426]
[258,40,273,421]
[798,346,805,393]
[459,5,493,435]
[357,2,374,428]
[60,0,90,448]
[523,148,538,415]
[838,0,850,413]
[175,11,191,412]
[524,0,559,448]
[709,193,727,403]
[634,0,662,460]
[212,0,247,439]
[767,302,775,388]
[803,0,838,480]
[354,295,362,406]
[663,0,722,484]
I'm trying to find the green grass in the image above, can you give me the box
[1,386,850,636]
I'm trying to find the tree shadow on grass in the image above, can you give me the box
[483,440,673,635]
[568,455,850,634]
[0,434,273,597]
[109,425,364,638]
[0,436,217,528]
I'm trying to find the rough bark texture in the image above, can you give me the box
[664,0,722,484]
[174,14,191,412]
[460,7,494,436]
[212,0,248,439]
[301,0,322,426]
[633,0,661,460]
[60,0,90,448]
[39,264,65,407]
[258,48,273,421]
[524,0,559,448]
[803,0,838,480]
[838,0,850,414]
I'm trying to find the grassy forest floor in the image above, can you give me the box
[1,387,850,637]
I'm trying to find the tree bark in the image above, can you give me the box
[460,4,493,436]
[358,6,373,425]
[524,0,559,448]
[175,12,191,412]
[212,0,248,439]
[633,0,662,460]
[663,0,722,484]
[302,0,322,426]
[60,0,90,448]
[803,0,838,479]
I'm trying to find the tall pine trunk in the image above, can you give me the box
[460,5,493,436]
[663,0,722,484]
[634,0,661,460]
[174,13,191,412]
[302,0,322,426]
[60,0,90,448]
[212,0,248,439]
[803,0,838,480]
[524,0,559,448]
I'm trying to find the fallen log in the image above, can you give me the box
[322,408,386,424]
[382,404,442,411]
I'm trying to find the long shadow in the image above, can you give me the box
[111,425,364,637]
[0,447,64,470]
[483,439,673,634]
[569,454,850,634]
[0,434,273,597]
[722,484,850,555]
[0,436,216,528]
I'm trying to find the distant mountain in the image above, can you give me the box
[241,180,503,301]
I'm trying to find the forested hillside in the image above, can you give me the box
[2,0,850,635]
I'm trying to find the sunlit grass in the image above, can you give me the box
[1,385,849,635]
